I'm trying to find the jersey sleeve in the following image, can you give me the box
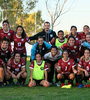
[29,61,34,69]
[21,59,26,68]
[25,35,30,43]
[78,60,83,67]
[44,62,48,70]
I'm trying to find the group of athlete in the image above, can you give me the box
[0,20,90,88]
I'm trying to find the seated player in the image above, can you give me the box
[13,25,31,63]
[44,46,62,86]
[61,36,81,63]
[81,33,90,56]
[51,30,67,50]
[0,59,5,87]
[56,49,77,87]
[77,49,90,88]
[0,37,12,85]
[0,20,15,45]
[31,36,51,60]
[6,52,27,86]
[28,53,49,87]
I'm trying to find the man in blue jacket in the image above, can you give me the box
[31,36,52,60]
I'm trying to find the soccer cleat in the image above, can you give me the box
[61,84,72,88]
[78,84,83,88]
[75,82,79,86]
[85,84,90,88]
[55,83,60,87]
[61,83,65,87]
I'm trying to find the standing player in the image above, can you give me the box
[28,53,49,87]
[66,26,81,42]
[61,36,81,63]
[0,20,15,45]
[51,30,67,50]
[77,49,90,88]
[79,25,89,42]
[13,25,31,62]
[56,49,77,87]
[7,52,27,86]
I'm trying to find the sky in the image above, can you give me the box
[32,0,90,33]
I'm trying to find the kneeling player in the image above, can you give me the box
[77,49,90,88]
[56,49,77,87]
[28,53,49,87]
[7,52,27,86]
[0,59,5,87]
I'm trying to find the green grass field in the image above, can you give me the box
[0,57,90,100]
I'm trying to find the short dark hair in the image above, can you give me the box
[14,51,21,57]
[58,30,64,35]
[84,48,90,53]
[51,45,58,50]
[38,36,44,40]
[62,49,69,55]
[68,35,76,42]
[44,21,50,25]
[70,26,77,30]
[2,36,9,43]
[3,20,9,25]
[83,25,89,29]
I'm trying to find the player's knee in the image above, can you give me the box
[69,73,75,80]
[0,67,4,72]
[43,81,49,87]
[57,74,63,80]
[22,72,27,79]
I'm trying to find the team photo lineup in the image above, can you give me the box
[0,20,90,88]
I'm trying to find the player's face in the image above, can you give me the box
[63,51,68,58]
[36,54,41,62]
[3,23,9,31]
[71,27,77,35]
[14,54,20,62]
[17,27,23,36]
[58,32,64,40]
[86,35,90,43]
[68,38,75,46]
[2,41,8,49]
[84,50,90,58]
[38,38,44,46]
[51,48,57,56]
[44,23,50,32]
[83,26,89,34]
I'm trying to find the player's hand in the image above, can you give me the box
[89,78,90,81]
[85,70,89,77]
[12,74,17,79]
[17,73,21,79]
[73,69,78,74]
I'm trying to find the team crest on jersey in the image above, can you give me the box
[21,39,24,41]
[42,48,45,50]
[40,67,44,70]
[18,64,21,67]
[68,62,70,65]
[76,38,78,40]
[74,46,77,48]
[8,33,10,36]
[50,34,53,37]
[6,51,8,53]
[89,62,90,64]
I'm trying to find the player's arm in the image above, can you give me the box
[45,70,48,81]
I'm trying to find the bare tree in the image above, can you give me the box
[45,0,71,30]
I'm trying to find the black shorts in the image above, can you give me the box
[83,72,90,80]
[33,79,43,85]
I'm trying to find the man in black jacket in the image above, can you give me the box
[29,22,56,42]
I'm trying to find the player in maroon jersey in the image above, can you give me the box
[0,59,5,87]
[0,20,15,45]
[79,25,89,42]
[56,49,77,87]
[61,36,81,63]
[13,25,31,62]
[0,37,12,64]
[77,49,90,88]
[66,26,81,42]
[6,52,27,86]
